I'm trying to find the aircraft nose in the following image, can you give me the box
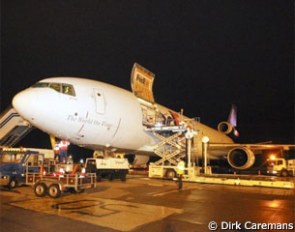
[12,89,37,120]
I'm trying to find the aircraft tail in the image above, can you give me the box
[228,104,239,137]
[217,104,239,138]
[227,104,237,127]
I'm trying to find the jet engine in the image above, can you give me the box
[217,121,235,135]
[217,121,239,138]
[125,154,149,167]
[227,147,255,170]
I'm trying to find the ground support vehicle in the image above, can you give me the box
[147,123,197,180]
[267,158,295,177]
[85,157,129,181]
[26,172,96,198]
[0,148,49,189]
[148,163,200,180]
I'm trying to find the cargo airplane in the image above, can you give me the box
[12,63,294,169]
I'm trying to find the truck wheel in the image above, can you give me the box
[281,170,289,177]
[8,179,18,189]
[34,183,47,197]
[48,184,61,198]
[166,169,176,179]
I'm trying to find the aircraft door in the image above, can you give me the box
[93,89,105,114]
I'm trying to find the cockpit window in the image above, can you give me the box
[62,84,76,96]
[32,82,49,88]
[49,83,61,92]
[32,82,76,96]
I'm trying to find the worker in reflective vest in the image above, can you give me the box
[59,140,70,163]
[176,159,185,190]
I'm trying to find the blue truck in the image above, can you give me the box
[0,148,45,189]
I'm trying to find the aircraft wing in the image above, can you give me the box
[207,143,295,169]
[208,143,295,151]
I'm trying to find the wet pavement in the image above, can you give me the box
[1,176,294,231]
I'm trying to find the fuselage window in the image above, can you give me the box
[49,83,61,93]
[62,84,76,96]
[32,82,49,88]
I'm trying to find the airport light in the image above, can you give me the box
[202,136,210,144]
[269,154,276,161]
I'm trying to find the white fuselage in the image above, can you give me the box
[12,77,233,157]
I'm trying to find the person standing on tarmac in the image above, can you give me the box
[59,140,70,163]
[54,142,60,162]
[176,159,185,190]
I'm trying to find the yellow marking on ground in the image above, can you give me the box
[11,195,182,231]
[150,186,199,197]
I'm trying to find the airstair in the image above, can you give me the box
[0,107,32,147]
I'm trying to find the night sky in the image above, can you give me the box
[1,1,294,148]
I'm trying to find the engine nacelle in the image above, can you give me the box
[217,121,239,138]
[217,121,234,135]
[125,154,149,167]
[227,147,255,170]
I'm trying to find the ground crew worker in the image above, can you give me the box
[59,140,70,163]
[54,142,60,162]
[176,159,185,190]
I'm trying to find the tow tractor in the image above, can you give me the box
[0,147,51,188]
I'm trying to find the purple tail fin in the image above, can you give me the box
[228,104,237,127]
[228,105,239,137]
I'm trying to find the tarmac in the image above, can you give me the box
[1,174,295,232]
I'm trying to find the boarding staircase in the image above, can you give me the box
[0,107,32,147]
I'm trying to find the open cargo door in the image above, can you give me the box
[130,63,155,103]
